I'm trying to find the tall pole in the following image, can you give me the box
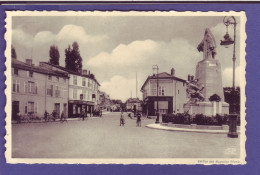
[157,68,159,121]
[222,16,238,138]
[152,65,159,124]
[232,20,236,114]
[136,72,138,98]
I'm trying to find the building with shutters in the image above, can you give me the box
[39,62,100,118]
[11,59,69,120]
[126,98,142,112]
[140,68,188,116]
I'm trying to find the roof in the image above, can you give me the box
[40,62,100,86]
[126,98,141,103]
[140,72,187,91]
[12,59,69,78]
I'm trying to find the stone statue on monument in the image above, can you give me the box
[197,28,217,60]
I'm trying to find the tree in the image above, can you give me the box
[49,45,60,65]
[65,42,82,72]
[209,94,221,102]
[224,87,240,113]
[11,45,17,59]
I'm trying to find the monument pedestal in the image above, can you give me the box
[184,102,229,116]
[196,58,224,101]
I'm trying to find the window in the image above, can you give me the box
[63,77,66,83]
[55,86,60,97]
[159,86,165,96]
[14,68,18,76]
[56,76,59,82]
[162,87,165,96]
[183,82,185,87]
[178,90,180,94]
[48,75,52,80]
[82,78,86,86]
[24,82,28,93]
[73,75,77,85]
[73,104,76,114]
[12,80,20,92]
[29,71,33,78]
[88,79,90,87]
[28,102,34,113]
[73,89,77,99]
[24,102,28,114]
[63,88,67,98]
[47,85,53,96]
[28,81,37,94]
[82,89,86,99]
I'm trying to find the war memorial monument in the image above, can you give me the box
[184,28,229,116]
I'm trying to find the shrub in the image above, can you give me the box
[209,94,221,102]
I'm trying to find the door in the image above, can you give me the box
[12,101,19,121]
[54,103,60,117]
[63,103,67,116]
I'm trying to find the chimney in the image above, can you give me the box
[82,69,88,75]
[188,75,191,81]
[170,68,175,76]
[26,59,32,65]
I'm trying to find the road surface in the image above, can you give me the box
[12,112,240,158]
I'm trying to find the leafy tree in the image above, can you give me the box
[209,94,221,102]
[65,42,82,72]
[11,45,17,59]
[224,87,240,113]
[49,45,60,65]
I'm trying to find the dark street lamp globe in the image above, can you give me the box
[220,33,234,48]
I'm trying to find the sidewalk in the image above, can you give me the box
[12,111,111,124]
[146,123,241,134]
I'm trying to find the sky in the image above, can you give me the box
[11,14,242,102]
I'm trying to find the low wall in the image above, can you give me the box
[184,102,229,116]
[166,123,240,131]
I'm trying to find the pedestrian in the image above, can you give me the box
[51,110,57,121]
[16,110,21,124]
[60,111,67,122]
[100,110,102,117]
[136,113,141,127]
[81,110,85,121]
[120,111,125,126]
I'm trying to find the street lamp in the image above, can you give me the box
[220,16,238,138]
[152,65,159,124]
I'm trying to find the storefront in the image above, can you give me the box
[143,96,173,116]
[68,100,95,118]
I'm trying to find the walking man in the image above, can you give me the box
[120,111,125,126]
[136,113,141,127]
[81,110,85,121]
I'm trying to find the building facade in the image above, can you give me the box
[12,59,69,120]
[126,98,142,112]
[39,62,100,118]
[141,69,188,116]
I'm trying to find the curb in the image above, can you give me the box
[12,113,110,124]
[146,124,241,134]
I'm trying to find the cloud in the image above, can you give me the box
[222,66,242,87]
[34,31,56,44]
[12,28,34,48]
[100,75,137,102]
[87,38,200,81]
[87,40,158,67]
[12,24,109,67]
[56,24,108,44]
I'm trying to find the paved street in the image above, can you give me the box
[12,112,240,158]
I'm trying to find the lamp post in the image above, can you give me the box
[220,16,238,138]
[152,65,159,124]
